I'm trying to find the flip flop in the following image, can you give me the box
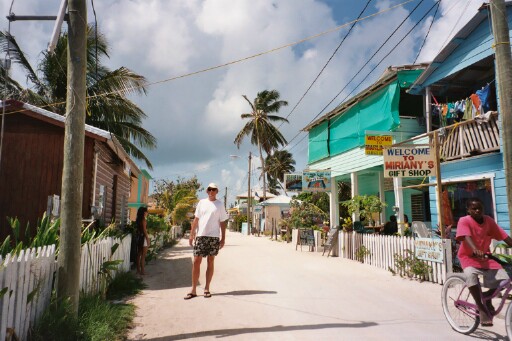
[184,293,197,300]
[204,291,212,298]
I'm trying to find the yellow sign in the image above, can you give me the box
[365,135,392,155]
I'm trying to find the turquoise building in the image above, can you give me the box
[304,64,429,228]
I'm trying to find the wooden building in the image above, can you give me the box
[128,169,152,221]
[0,100,139,240]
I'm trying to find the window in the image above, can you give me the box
[441,179,493,226]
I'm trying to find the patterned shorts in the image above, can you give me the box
[193,236,220,257]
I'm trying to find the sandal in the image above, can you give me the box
[184,293,197,300]
[479,311,493,327]
[204,291,212,298]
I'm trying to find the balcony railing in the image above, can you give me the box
[439,112,500,161]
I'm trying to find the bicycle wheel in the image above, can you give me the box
[441,274,479,334]
[505,301,512,337]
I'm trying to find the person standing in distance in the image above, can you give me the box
[184,183,228,299]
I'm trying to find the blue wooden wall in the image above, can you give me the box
[429,153,509,232]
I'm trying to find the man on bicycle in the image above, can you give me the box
[456,197,512,326]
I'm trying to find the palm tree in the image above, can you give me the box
[234,90,289,201]
[0,26,156,169]
[265,150,296,193]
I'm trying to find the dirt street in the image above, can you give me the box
[127,231,507,340]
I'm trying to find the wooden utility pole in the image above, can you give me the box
[224,187,227,209]
[247,152,252,235]
[57,0,87,316]
[433,131,444,238]
[490,0,512,228]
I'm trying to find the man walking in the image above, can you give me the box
[184,183,228,299]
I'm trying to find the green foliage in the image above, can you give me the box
[295,192,330,214]
[355,245,371,262]
[1,214,60,257]
[341,217,353,232]
[146,214,168,234]
[30,275,142,340]
[29,297,79,341]
[341,195,386,225]
[152,176,201,212]
[106,271,146,301]
[390,250,432,280]
[283,199,328,229]
[232,214,247,232]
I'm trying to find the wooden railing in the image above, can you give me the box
[439,112,500,161]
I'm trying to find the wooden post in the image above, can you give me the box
[433,131,444,238]
[490,0,512,230]
[247,152,251,235]
[57,0,87,316]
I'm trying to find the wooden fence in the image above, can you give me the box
[338,232,452,285]
[80,234,132,295]
[0,245,57,341]
[0,234,133,340]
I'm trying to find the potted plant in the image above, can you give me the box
[341,195,386,227]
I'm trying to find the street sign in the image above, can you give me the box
[383,145,436,178]
[365,135,392,155]
[302,170,331,192]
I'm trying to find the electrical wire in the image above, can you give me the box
[285,0,439,153]
[3,0,415,116]
[278,0,374,127]
[289,0,441,150]
[414,0,441,64]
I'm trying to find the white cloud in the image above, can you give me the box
[1,0,481,203]
[415,0,480,63]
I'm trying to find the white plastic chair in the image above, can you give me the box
[411,221,433,238]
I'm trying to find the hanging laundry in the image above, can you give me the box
[463,98,472,120]
[476,84,491,112]
[470,93,482,117]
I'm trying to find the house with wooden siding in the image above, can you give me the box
[407,2,512,232]
[128,169,152,221]
[0,100,139,239]
[303,64,428,228]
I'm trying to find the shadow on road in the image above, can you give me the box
[212,290,277,296]
[144,322,378,340]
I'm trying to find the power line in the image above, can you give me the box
[285,0,429,150]
[285,0,439,153]
[2,0,415,116]
[414,0,441,64]
[278,0,374,127]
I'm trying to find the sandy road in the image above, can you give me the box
[127,231,507,340]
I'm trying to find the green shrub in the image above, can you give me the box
[355,245,371,262]
[30,272,143,341]
[233,214,247,232]
[389,249,431,280]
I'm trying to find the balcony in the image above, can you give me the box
[438,111,500,162]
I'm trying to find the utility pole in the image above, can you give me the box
[490,0,512,229]
[224,187,227,209]
[57,0,87,316]
[247,152,252,235]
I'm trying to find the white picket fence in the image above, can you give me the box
[79,234,132,295]
[0,234,133,341]
[0,245,57,341]
[338,231,452,284]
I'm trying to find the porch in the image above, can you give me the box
[438,112,500,162]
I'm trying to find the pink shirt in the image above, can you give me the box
[456,215,508,269]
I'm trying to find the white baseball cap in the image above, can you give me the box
[207,183,218,190]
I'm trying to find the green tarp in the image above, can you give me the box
[308,81,401,163]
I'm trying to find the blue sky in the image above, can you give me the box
[1,0,480,204]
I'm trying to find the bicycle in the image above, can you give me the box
[441,252,512,335]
